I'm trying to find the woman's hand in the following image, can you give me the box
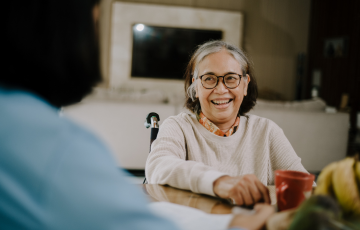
[228,204,275,230]
[213,174,271,206]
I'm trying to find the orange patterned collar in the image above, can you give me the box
[197,112,240,137]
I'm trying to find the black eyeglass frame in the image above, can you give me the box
[199,73,243,89]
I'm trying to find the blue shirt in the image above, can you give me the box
[0,87,179,230]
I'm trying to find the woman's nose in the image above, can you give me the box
[214,77,228,93]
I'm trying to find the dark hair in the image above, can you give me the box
[184,40,258,116]
[2,0,101,107]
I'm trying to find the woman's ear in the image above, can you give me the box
[192,78,198,98]
[243,74,251,96]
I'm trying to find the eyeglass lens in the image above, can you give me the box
[201,74,241,89]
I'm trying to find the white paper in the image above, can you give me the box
[148,202,233,230]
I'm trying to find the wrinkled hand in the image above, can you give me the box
[228,204,275,230]
[213,175,270,206]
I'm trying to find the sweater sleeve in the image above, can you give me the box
[145,116,227,196]
[267,120,309,185]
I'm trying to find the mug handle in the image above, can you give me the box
[279,182,289,205]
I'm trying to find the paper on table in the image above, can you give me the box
[149,202,233,230]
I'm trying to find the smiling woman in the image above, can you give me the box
[145,40,310,207]
[193,49,249,134]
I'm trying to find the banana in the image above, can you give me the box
[314,162,338,196]
[332,157,360,217]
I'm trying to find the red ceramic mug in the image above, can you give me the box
[275,170,315,211]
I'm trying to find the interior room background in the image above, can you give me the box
[98,0,359,153]
[99,0,312,102]
[64,0,359,175]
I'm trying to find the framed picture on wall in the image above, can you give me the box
[324,37,349,58]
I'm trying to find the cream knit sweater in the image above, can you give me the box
[145,112,309,197]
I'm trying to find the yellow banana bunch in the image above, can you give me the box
[314,162,338,196]
[314,156,360,218]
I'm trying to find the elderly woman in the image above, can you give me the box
[146,40,310,206]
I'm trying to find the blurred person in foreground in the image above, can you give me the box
[0,0,274,229]
[146,40,310,206]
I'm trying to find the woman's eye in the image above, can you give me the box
[226,75,239,81]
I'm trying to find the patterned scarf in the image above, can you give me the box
[197,112,240,137]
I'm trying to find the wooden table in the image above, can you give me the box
[142,184,276,214]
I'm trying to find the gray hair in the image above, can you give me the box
[186,40,250,103]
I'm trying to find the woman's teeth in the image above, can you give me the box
[212,99,232,105]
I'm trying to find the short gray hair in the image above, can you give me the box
[186,40,250,103]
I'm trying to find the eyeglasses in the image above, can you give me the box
[199,73,243,89]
